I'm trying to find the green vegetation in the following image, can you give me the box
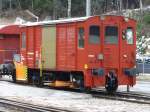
[0,0,149,19]
[136,12,150,55]
[143,14,150,24]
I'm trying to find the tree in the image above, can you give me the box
[137,12,150,54]
[0,0,2,10]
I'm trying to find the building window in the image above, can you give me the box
[78,28,84,48]
[105,26,118,44]
[22,32,26,49]
[126,27,134,44]
[89,26,100,44]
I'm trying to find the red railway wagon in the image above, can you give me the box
[0,25,20,75]
[14,15,137,92]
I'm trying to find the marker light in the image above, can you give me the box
[84,64,88,69]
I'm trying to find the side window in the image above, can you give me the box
[22,32,26,49]
[105,26,118,44]
[89,26,100,44]
[126,27,134,44]
[78,28,84,48]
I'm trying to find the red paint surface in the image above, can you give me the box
[57,23,76,70]
[20,26,41,68]
[19,16,136,88]
[0,25,20,64]
[0,25,20,34]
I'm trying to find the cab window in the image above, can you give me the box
[89,26,100,44]
[22,32,26,49]
[126,27,134,44]
[105,26,118,44]
[78,28,84,48]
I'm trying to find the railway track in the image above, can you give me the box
[92,90,150,105]
[1,80,150,105]
[0,97,75,112]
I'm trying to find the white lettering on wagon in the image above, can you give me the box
[88,54,95,58]
[27,52,34,55]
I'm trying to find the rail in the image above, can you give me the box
[0,97,75,112]
[1,80,150,105]
[92,90,150,105]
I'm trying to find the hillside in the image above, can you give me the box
[0,0,150,21]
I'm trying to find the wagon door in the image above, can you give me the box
[27,27,34,68]
[120,22,136,85]
[42,26,56,69]
[87,21,103,86]
[57,24,76,70]
[66,24,76,70]
[103,23,119,74]
[121,24,136,68]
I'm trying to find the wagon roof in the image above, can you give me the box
[21,15,136,27]
[0,24,20,34]
[21,16,89,27]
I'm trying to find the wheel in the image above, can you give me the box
[12,69,16,83]
[39,76,44,86]
[31,74,42,86]
[105,72,118,94]
[74,75,84,92]
[72,73,89,92]
[84,87,91,93]
[78,78,85,92]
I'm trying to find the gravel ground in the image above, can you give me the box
[0,80,150,112]
[118,81,150,94]
[137,74,150,81]
[0,106,19,112]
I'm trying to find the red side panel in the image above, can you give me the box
[34,26,42,68]
[0,25,20,64]
[103,45,119,68]
[57,24,76,70]
[0,35,19,64]
[20,27,27,65]
[26,27,34,68]
[0,39,4,63]
[57,25,67,69]
[66,24,76,69]
[119,19,136,85]
[21,26,42,68]
[103,17,120,70]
